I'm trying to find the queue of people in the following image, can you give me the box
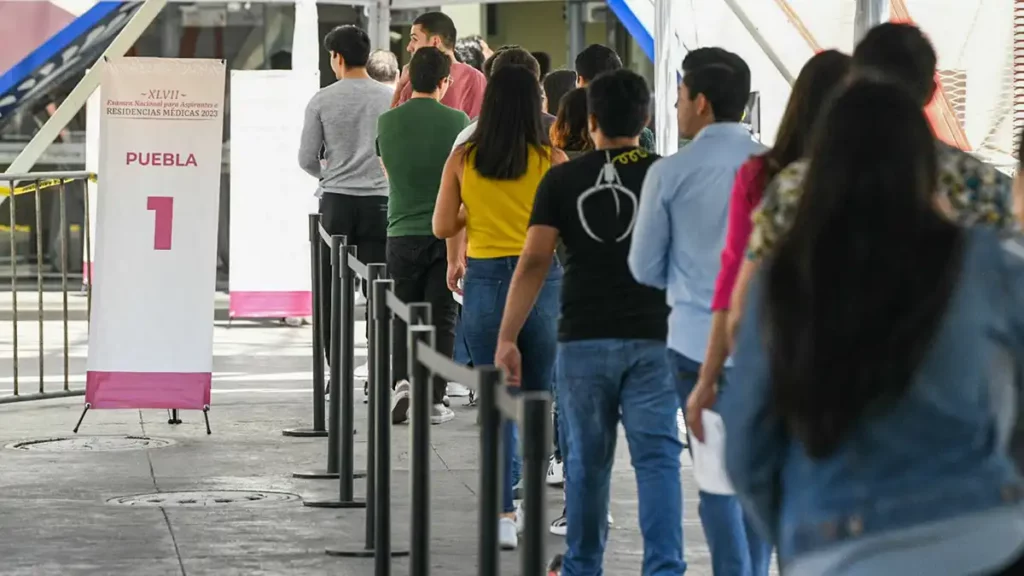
[300,13,1024,576]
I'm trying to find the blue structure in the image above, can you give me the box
[0,2,141,125]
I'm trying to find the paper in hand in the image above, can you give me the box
[690,410,736,495]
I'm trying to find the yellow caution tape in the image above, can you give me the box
[0,174,97,197]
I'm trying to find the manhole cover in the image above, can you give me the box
[7,436,175,452]
[107,490,301,507]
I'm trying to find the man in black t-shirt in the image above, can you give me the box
[495,70,684,575]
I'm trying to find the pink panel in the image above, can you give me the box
[229,291,312,318]
[86,371,211,409]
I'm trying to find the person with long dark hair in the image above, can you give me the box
[687,50,851,439]
[722,77,1024,576]
[433,65,568,550]
[549,88,593,158]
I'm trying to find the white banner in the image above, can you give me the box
[86,57,226,410]
[228,70,319,319]
[84,77,100,287]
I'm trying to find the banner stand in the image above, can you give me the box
[75,57,226,434]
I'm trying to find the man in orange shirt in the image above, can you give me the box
[390,12,486,119]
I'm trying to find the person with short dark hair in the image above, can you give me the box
[377,47,469,425]
[573,44,655,152]
[730,22,1017,345]
[434,65,569,551]
[723,76,1024,576]
[573,44,622,86]
[455,36,485,72]
[629,46,769,576]
[366,49,399,88]
[391,11,486,118]
[495,69,684,576]
[298,25,393,358]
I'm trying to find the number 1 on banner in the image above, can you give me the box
[146,196,174,250]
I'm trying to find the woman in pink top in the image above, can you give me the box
[687,50,852,440]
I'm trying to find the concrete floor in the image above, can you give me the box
[0,303,752,576]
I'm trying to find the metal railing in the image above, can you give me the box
[0,171,93,404]
[288,217,552,575]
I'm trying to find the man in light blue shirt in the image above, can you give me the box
[629,47,771,576]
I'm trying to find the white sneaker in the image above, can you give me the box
[354,363,369,381]
[546,456,564,487]
[515,500,526,533]
[391,380,410,424]
[446,382,471,397]
[499,517,518,550]
[431,403,455,424]
[283,317,304,327]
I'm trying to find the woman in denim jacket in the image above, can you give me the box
[721,78,1024,575]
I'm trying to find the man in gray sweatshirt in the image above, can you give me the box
[298,24,392,358]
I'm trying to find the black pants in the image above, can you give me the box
[387,236,458,405]
[319,193,387,360]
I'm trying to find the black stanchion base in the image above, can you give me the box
[292,469,367,480]
[303,498,368,509]
[325,547,410,558]
[281,428,329,438]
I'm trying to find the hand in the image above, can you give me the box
[446,260,465,294]
[495,339,522,387]
[398,64,411,88]
[686,378,718,443]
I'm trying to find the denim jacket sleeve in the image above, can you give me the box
[719,272,785,544]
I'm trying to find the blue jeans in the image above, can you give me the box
[461,256,561,513]
[559,339,685,576]
[668,350,772,576]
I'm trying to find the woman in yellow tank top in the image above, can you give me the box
[433,65,567,550]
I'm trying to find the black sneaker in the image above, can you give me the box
[546,554,563,575]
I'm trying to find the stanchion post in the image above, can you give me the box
[338,244,358,496]
[477,367,504,576]
[521,393,551,576]
[327,265,409,558]
[283,214,328,438]
[303,241,368,501]
[326,234,343,474]
[373,279,395,576]
[408,304,434,576]
[364,263,385,544]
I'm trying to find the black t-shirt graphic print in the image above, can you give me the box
[529,147,669,342]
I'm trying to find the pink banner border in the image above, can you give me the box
[86,371,211,409]
[229,290,312,319]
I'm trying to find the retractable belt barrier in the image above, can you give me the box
[289,213,552,574]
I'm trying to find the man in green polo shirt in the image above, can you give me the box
[377,46,469,425]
